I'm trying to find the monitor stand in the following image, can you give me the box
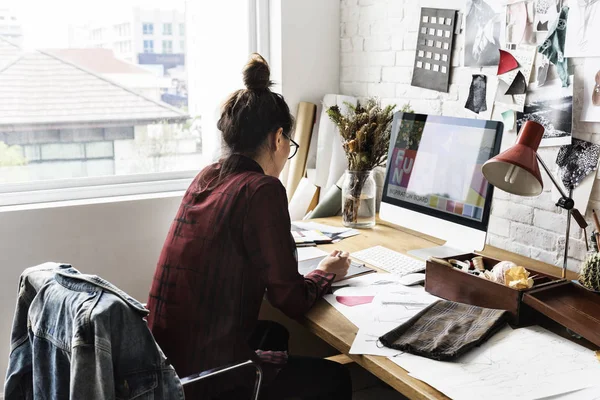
[408,241,473,261]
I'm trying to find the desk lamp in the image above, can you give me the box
[482,120,586,279]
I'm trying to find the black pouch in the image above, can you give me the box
[378,300,507,361]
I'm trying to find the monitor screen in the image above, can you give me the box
[382,113,503,231]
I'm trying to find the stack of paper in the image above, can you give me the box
[292,222,360,243]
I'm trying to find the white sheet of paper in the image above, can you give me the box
[314,95,356,194]
[389,325,600,400]
[324,273,408,328]
[297,247,328,262]
[564,2,600,58]
[292,222,350,235]
[581,58,600,122]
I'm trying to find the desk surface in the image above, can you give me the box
[300,217,579,400]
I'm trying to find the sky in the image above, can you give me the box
[8,0,185,49]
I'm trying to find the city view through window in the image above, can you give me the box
[0,0,207,185]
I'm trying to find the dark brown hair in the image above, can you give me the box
[213,53,293,182]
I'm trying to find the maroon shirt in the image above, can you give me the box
[146,155,334,396]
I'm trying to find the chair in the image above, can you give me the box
[139,303,264,399]
[180,359,263,400]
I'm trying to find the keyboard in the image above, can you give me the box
[351,246,425,277]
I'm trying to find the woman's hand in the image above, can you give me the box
[317,250,351,282]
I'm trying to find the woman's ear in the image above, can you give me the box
[273,127,284,151]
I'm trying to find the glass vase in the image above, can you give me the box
[341,170,376,229]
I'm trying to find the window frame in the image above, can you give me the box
[143,22,154,35]
[163,22,172,35]
[162,40,173,54]
[0,0,268,208]
[143,39,154,53]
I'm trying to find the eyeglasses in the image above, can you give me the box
[284,133,299,159]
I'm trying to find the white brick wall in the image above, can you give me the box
[340,0,600,272]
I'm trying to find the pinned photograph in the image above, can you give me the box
[534,0,559,32]
[565,0,600,57]
[516,76,573,148]
[464,0,506,67]
[581,57,600,122]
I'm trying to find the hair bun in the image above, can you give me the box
[243,53,272,90]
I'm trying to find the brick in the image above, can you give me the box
[360,4,388,21]
[408,100,442,115]
[395,51,415,67]
[358,19,371,36]
[531,248,559,265]
[358,66,382,82]
[341,38,353,53]
[487,234,509,250]
[510,222,557,251]
[492,199,534,224]
[388,0,404,18]
[364,36,391,51]
[507,241,532,259]
[533,209,565,234]
[340,82,368,97]
[391,35,404,51]
[358,0,378,5]
[351,51,395,67]
[402,31,419,50]
[517,192,560,212]
[567,257,583,273]
[352,37,364,52]
[367,83,396,98]
[343,5,360,22]
[488,216,510,238]
[344,21,359,37]
[370,20,391,36]
[382,67,412,83]
[341,67,357,81]
[396,84,440,100]
[439,84,459,101]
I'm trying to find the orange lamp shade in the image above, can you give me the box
[482,120,544,197]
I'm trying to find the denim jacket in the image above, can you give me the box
[4,263,184,400]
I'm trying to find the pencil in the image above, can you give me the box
[593,209,600,233]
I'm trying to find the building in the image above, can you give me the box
[0,37,201,184]
[0,8,23,46]
[68,7,185,70]
[46,48,172,102]
[69,7,186,108]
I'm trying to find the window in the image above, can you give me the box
[143,40,154,53]
[0,1,259,206]
[163,23,172,35]
[179,23,185,35]
[162,40,173,54]
[143,23,153,35]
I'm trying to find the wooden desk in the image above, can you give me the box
[300,217,579,400]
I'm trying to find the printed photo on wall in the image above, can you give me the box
[581,57,600,122]
[565,0,600,57]
[516,76,573,148]
[464,0,506,67]
[534,0,560,32]
[506,1,536,47]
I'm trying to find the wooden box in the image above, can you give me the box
[523,281,600,347]
[425,253,561,326]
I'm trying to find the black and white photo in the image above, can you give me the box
[464,0,505,67]
[516,77,573,147]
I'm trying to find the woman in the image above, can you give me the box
[147,54,352,399]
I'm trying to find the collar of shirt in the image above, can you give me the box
[223,154,265,175]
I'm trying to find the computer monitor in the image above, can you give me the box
[380,112,503,260]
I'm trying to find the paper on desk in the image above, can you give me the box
[292,222,350,235]
[324,273,406,327]
[297,247,328,262]
[349,288,440,357]
[389,325,600,400]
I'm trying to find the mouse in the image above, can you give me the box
[399,273,426,286]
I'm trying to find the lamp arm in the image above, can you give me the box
[536,153,569,200]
